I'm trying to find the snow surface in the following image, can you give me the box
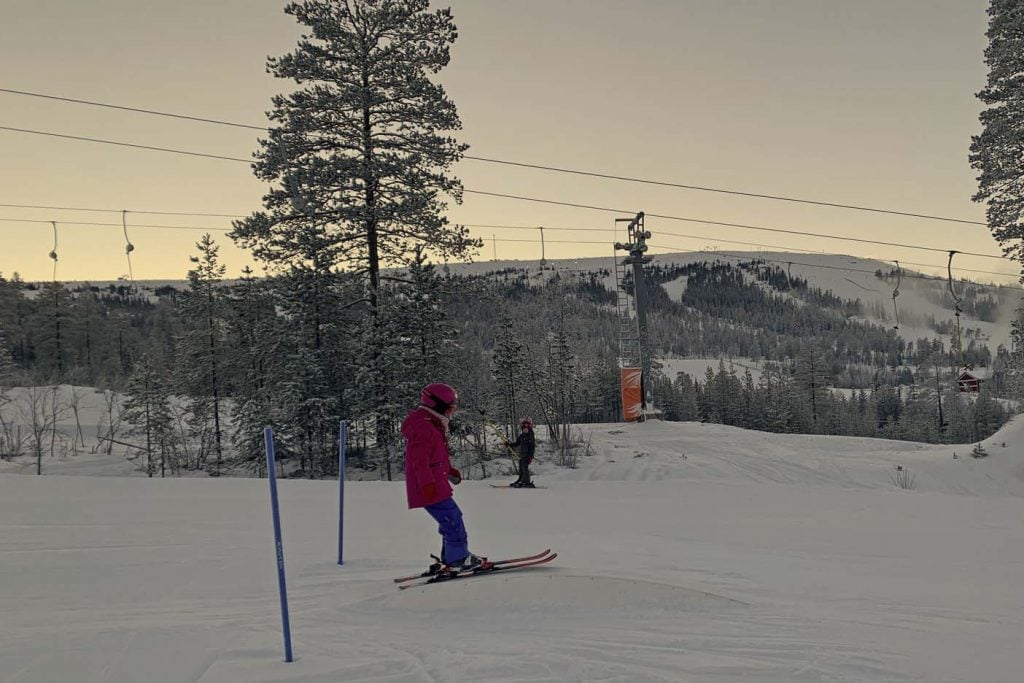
[3,409,1024,681]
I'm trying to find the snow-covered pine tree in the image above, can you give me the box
[761,364,793,433]
[0,325,12,384]
[232,0,479,457]
[177,235,228,475]
[373,250,456,479]
[1006,304,1024,401]
[971,0,1024,265]
[491,313,527,436]
[794,342,829,429]
[225,267,278,476]
[943,391,973,444]
[544,325,578,460]
[271,267,352,478]
[123,355,175,478]
[673,372,700,422]
[25,282,71,382]
[971,385,1005,442]
[0,275,21,380]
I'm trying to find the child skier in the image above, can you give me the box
[402,382,486,572]
[508,417,537,488]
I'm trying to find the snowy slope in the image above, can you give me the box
[445,251,1018,352]
[3,407,1024,681]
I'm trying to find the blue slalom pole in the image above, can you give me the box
[264,427,293,663]
[338,420,347,566]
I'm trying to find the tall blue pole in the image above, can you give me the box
[264,427,293,663]
[338,420,347,566]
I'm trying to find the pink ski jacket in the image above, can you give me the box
[402,407,454,508]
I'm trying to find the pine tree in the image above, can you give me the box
[971,385,1005,442]
[178,235,228,475]
[794,342,829,429]
[491,313,528,435]
[970,0,1024,263]
[123,355,175,477]
[232,0,479,451]
[0,325,12,384]
[226,267,278,476]
[374,251,456,478]
[673,372,700,421]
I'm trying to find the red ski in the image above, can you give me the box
[398,552,557,590]
[393,548,551,584]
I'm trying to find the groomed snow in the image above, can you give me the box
[3,411,1024,681]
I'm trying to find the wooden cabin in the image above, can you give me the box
[957,368,984,393]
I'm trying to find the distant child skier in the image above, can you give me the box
[508,417,537,488]
[403,383,487,572]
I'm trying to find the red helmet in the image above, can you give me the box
[421,383,458,413]
[520,417,534,429]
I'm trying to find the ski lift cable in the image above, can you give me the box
[0,215,1012,281]
[0,202,245,218]
[0,217,230,231]
[0,89,989,227]
[468,223,1017,279]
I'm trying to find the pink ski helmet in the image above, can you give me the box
[421,382,458,413]
[520,417,534,429]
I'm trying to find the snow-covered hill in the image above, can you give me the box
[42,250,1019,353]
[446,251,1019,352]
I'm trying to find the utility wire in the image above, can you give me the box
[465,190,1006,261]
[0,217,230,231]
[0,202,246,218]
[0,88,266,130]
[462,156,988,227]
[0,123,1013,276]
[462,222,1018,279]
[0,126,252,163]
[0,89,988,226]
[0,125,1002,259]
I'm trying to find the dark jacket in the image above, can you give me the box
[511,428,536,459]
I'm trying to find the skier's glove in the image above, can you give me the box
[421,481,438,502]
[447,467,462,485]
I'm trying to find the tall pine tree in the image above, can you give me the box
[971,0,1024,264]
[232,0,479,455]
[178,235,228,475]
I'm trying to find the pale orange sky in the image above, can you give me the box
[1,1,1013,284]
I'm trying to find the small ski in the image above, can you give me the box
[398,552,557,590]
[393,548,551,584]
[489,483,547,489]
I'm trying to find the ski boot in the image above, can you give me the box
[444,553,492,575]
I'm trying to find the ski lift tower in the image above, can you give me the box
[614,212,654,420]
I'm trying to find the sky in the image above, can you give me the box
[0,0,1011,283]
[3,389,1024,681]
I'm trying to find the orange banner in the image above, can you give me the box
[620,367,643,421]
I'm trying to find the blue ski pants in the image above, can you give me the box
[424,497,469,565]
